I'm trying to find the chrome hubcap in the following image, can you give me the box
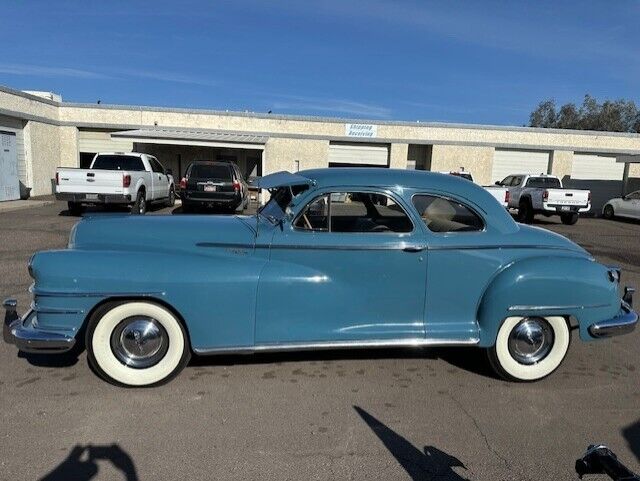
[508,317,554,365]
[111,316,168,368]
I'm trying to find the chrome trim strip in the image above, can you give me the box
[193,337,479,355]
[30,285,165,298]
[508,303,610,312]
[30,302,84,315]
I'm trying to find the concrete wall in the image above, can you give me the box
[24,121,61,196]
[430,145,495,186]
[264,138,329,174]
[389,143,408,169]
[549,150,573,179]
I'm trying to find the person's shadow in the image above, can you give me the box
[39,444,138,481]
[354,406,470,480]
[622,418,640,464]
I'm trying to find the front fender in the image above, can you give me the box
[476,255,619,346]
[30,247,267,350]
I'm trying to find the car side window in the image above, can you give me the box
[512,176,522,186]
[412,195,484,233]
[626,191,640,200]
[501,176,512,186]
[294,192,413,233]
[294,195,329,231]
[149,158,164,174]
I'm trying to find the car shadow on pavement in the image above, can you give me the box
[622,419,640,463]
[188,346,499,380]
[18,350,80,367]
[354,406,470,480]
[39,444,138,481]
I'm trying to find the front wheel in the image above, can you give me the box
[603,204,615,220]
[560,212,579,225]
[487,316,570,382]
[86,301,191,387]
[166,187,176,207]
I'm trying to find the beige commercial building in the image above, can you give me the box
[1,84,640,212]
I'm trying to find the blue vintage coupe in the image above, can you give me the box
[3,168,637,386]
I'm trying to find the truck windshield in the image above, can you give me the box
[92,155,145,171]
[526,177,561,189]
[258,185,309,223]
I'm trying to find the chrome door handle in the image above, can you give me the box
[403,246,425,252]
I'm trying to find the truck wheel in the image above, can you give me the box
[560,212,579,225]
[67,201,83,216]
[517,200,534,224]
[86,301,191,387]
[166,187,176,207]
[487,316,570,382]
[603,205,615,220]
[132,191,147,215]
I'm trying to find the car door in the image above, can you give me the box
[149,157,168,199]
[411,193,493,342]
[255,188,427,344]
[624,191,640,218]
[508,176,524,205]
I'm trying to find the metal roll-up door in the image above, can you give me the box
[567,153,624,212]
[328,142,389,167]
[491,149,550,183]
[78,130,134,154]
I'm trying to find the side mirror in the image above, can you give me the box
[494,181,501,186]
[166,169,173,176]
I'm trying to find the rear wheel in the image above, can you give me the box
[603,204,615,220]
[131,191,147,215]
[487,316,570,382]
[67,201,83,216]
[517,200,534,224]
[560,212,579,225]
[86,301,191,387]
[181,200,194,213]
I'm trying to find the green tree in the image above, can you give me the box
[528,95,640,133]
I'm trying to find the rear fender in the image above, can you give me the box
[476,255,619,346]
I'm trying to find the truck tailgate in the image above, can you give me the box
[546,189,589,206]
[56,168,125,194]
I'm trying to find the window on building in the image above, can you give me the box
[412,195,484,233]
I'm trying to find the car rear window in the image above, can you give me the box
[526,177,561,188]
[189,164,232,179]
[92,155,145,171]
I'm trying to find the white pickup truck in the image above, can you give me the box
[55,152,175,215]
[495,174,591,225]
[440,171,509,207]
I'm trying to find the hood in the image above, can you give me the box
[514,224,589,256]
[69,214,258,253]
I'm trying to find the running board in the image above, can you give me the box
[193,337,480,355]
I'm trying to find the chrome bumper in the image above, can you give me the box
[588,298,638,338]
[3,299,76,353]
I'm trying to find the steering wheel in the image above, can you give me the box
[370,224,391,232]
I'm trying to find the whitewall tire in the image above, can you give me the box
[488,316,570,382]
[86,301,190,387]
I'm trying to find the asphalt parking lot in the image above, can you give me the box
[1,200,639,481]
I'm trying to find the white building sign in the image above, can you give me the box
[345,123,378,138]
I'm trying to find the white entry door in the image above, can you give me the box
[0,131,19,201]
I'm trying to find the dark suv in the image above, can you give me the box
[179,161,249,213]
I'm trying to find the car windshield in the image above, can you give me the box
[258,185,309,223]
[91,155,145,171]
[526,177,561,188]
[189,164,232,179]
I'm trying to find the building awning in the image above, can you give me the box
[111,127,268,150]
[618,154,640,163]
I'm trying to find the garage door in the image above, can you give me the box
[566,153,624,213]
[491,149,550,183]
[78,130,134,154]
[0,114,25,201]
[328,142,389,166]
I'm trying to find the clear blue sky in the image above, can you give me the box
[1,0,637,125]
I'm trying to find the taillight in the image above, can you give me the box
[55,172,59,186]
[543,190,549,201]
[123,174,131,188]
[233,180,241,192]
[180,177,187,189]
[505,190,510,204]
